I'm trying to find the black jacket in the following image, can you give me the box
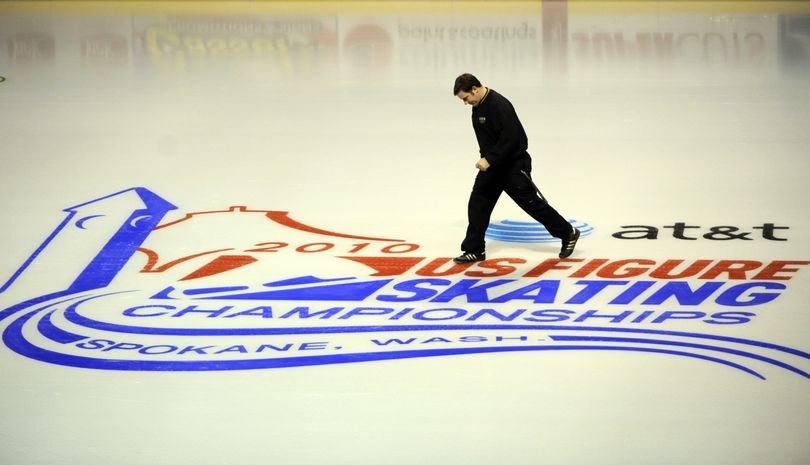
[471,89,529,169]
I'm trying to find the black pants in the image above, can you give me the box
[461,156,573,253]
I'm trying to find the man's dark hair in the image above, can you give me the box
[454,73,481,95]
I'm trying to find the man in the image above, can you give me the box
[452,73,579,264]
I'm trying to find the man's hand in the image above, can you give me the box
[475,157,490,172]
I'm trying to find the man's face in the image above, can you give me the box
[456,86,484,106]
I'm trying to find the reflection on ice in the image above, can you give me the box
[1,2,808,84]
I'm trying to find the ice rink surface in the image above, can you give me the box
[1,1,809,464]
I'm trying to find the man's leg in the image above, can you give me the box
[504,161,579,257]
[460,171,502,255]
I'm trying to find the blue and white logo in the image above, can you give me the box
[486,219,593,243]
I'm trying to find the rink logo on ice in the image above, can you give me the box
[1,187,809,380]
[611,222,791,241]
[487,219,593,243]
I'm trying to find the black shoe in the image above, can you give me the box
[453,251,485,264]
[559,228,580,258]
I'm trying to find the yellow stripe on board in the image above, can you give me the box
[0,1,808,15]
[569,1,810,15]
[0,1,540,15]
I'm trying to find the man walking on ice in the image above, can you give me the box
[452,73,580,264]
